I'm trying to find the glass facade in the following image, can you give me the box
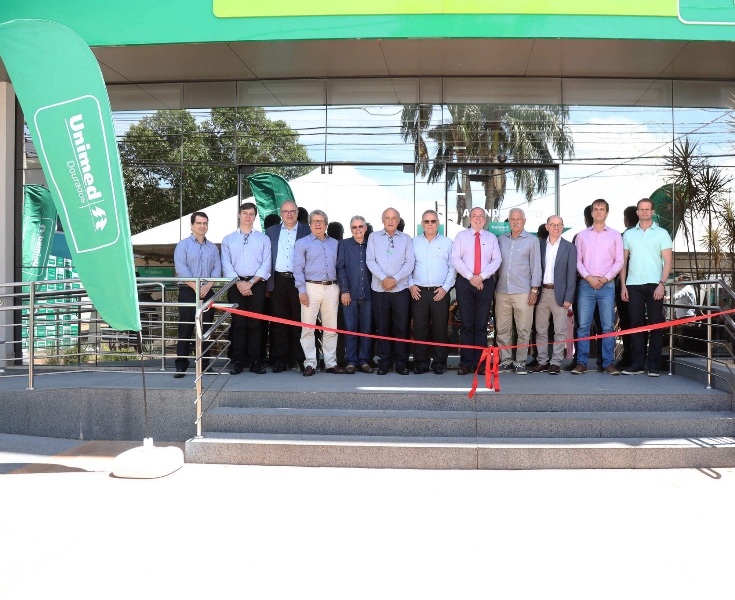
[20,77,735,275]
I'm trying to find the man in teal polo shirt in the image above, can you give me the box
[620,198,673,376]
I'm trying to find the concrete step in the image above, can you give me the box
[214,389,731,413]
[185,433,735,469]
[202,407,735,438]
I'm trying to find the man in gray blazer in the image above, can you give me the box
[265,200,311,372]
[533,215,577,374]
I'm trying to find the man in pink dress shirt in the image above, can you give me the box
[572,199,624,375]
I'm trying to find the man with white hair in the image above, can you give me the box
[366,207,415,375]
[532,215,577,375]
[337,215,373,374]
[496,208,542,375]
[294,209,342,376]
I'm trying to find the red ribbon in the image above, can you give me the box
[214,304,735,398]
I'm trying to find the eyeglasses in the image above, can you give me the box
[423,219,438,224]
[388,237,395,249]
[351,225,365,229]
[280,209,297,215]
[547,223,563,228]
[311,220,326,225]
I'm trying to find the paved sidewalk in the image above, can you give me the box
[0,433,733,599]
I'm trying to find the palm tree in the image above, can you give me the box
[401,103,574,227]
[662,138,732,280]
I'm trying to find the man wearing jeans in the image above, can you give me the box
[337,215,373,374]
[620,198,673,377]
[573,199,624,375]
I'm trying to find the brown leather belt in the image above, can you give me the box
[542,284,554,289]
[306,280,337,285]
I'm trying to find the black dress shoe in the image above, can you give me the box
[413,366,428,374]
[249,362,267,374]
[432,365,445,375]
[396,366,409,375]
[303,365,315,377]
[377,367,389,375]
[457,365,471,376]
[272,362,287,373]
[173,369,186,379]
[230,362,243,375]
[325,366,345,374]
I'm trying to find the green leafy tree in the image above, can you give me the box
[401,103,574,227]
[119,107,311,235]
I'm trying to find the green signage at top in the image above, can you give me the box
[3,0,735,48]
[213,0,676,18]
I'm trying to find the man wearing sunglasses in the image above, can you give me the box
[409,210,456,375]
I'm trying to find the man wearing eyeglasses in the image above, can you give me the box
[451,207,502,375]
[265,200,310,373]
[620,198,673,377]
[409,210,456,375]
[173,211,221,378]
[294,210,342,376]
[337,215,374,374]
[532,215,577,375]
[221,202,272,375]
[366,207,415,375]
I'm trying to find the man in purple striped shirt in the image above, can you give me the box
[573,199,624,375]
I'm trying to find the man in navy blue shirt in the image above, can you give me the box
[337,215,373,374]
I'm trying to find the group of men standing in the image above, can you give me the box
[173,196,672,379]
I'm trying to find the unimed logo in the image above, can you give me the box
[34,95,120,253]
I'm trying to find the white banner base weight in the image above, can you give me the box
[112,438,184,479]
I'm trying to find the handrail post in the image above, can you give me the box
[27,283,35,390]
[195,278,203,438]
[158,282,166,371]
[706,310,713,389]
[668,323,673,376]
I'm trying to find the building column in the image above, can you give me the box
[0,82,15,366]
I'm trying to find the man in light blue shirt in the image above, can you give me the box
[173,211,221,378]
[366,207,415,375]
[620,198,673,376]
[221,202,272,375]
[294,209,342,376]
[409,210,456,375]
[496,208,542,374]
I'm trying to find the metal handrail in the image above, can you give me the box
[194,277,239,438]
[664,278,734,390]
[0,276,235,388]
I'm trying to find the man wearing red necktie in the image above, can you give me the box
[450,207,502,375]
